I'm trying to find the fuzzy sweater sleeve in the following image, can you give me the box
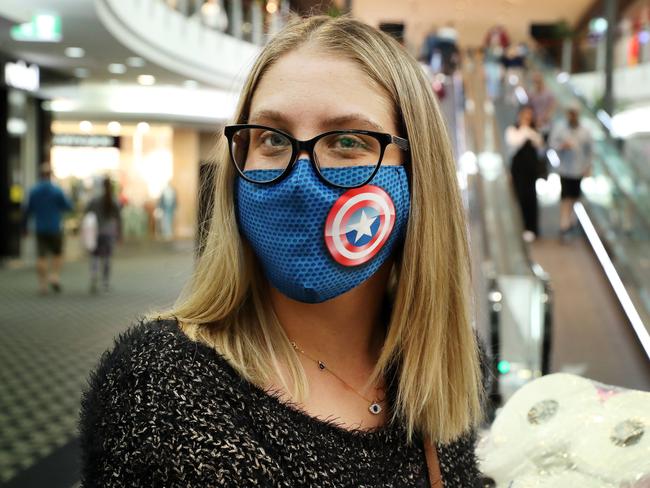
[438,430,482,487]
[78,321,263,487]
[79,322,192,487]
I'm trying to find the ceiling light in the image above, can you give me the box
[65,47,85,58]
[556,72,570,84]
[137,74,156,86]
[127,56,146,68]
[108,63,127,74]
[74,67,89,78]
[201,1,222,15]
[183,79,199,89]
[7,118,27,135]
[266,2,278,14]
[136,122,150,133]
[590,17,608,35]
[79,120,93,132]
[107,121,121,134]
[49,99,77,112]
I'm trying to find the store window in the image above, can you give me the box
[50,121,175,243]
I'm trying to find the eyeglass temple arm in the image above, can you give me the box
[391,135,410,152]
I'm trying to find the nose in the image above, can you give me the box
[287,158,315,201]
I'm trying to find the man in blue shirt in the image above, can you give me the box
[24,164,73,294]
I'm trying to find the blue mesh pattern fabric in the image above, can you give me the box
[235,159,410,303]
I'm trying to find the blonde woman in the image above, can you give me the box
[80,15,484,487]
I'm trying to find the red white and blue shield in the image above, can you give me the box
[324,185,396,267]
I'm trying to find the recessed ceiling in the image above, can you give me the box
[0,0,199,87]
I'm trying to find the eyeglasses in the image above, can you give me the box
[224,124,409,189]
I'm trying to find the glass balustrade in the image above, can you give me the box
[163,0,289,44]
[461,59,552,411]
[534,57,650,327]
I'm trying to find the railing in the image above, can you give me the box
[164,0,290,45]
[95,0,262,88]
[460,56,553,411]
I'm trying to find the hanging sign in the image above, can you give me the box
[10,14,62,42]
[52,134,121,148]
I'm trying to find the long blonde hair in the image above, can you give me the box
[165,15,483,443]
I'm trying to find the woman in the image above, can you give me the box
[86,176,121,293]
[505,105,544,242]
[80,16,484,487]
[484,26,508,100]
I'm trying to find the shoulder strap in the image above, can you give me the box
[424,438,443,487]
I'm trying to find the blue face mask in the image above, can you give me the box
[235,159,410,303]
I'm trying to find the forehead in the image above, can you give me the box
[248,46,396,133]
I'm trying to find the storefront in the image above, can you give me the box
[0,57,52,259]
[615,1,650,68]
[49,120,205,247]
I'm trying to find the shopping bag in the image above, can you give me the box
[81,211,98,252]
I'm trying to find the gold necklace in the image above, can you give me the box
[290,341,385,415]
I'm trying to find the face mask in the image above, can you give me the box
[235,159,410,303]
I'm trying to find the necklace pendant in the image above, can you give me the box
[369,402,382,415]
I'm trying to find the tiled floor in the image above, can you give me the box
[1,231,648,487]
[0,242,193,486]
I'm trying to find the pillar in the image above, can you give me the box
[229,0,243,39]
[561,37,573,74]
[251,1,263,45]
[172,129,199,239]
[604,0,617,116]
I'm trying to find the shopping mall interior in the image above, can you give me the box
[0,0,649,486]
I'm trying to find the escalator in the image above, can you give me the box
[477,55,650,392]
[442,50,650,418]
[458,60,552,412]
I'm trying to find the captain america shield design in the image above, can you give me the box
[324,185,396,266]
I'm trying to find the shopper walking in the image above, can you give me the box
[158,182,177,241]
[528,72,556,139]
[549,104,593,240]
[505,106,544,241]
[80,16,484,487]
[483,25,510,99]
[24,164,73,294]
[85,177,121,293]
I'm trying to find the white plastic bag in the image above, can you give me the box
[81,211,98,252]
[478,373,650,487]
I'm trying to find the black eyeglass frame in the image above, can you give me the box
[224,124,410,189]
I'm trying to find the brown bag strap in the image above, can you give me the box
[424,439,443,487]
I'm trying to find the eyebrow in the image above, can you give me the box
[248,109,386,133]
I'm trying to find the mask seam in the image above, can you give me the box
[397,167,410,232]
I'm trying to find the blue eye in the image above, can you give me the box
[261,132,289,148]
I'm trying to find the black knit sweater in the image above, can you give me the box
[79,319,481,487]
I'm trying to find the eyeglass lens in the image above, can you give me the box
[231,127,381,187]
